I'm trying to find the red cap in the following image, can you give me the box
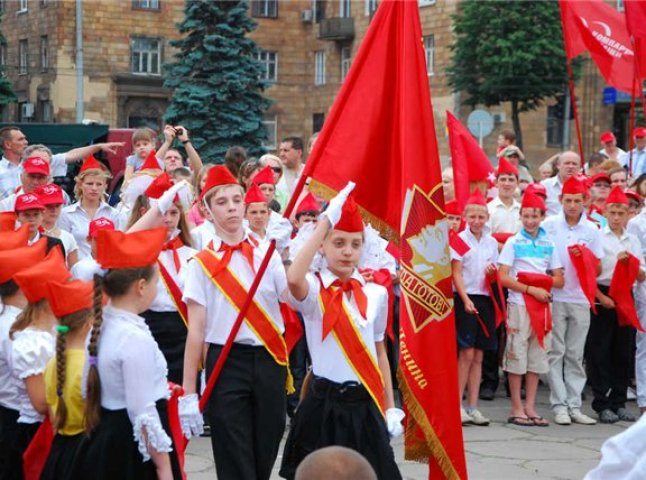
[46,280,93,318]
[13,247,70,303]
[334,196,364,233]
[95,228,167,269]
[201,165,239,201]
[606,186,629,205]
[79,154,104,173]
[295,192,321,215]
[496,157,519,177]
[445,200,462,216]
[521,192,546,211]
[0,212,17,232]
[252,165,275,186]
[35,184,64,205]
[0,238,48,283]
[590,172,611,185]
[144,172,173,199]
[561,176,587,196]
[524,183,547,199]
[625,189,642,204]
[0,223,30,250]
[465,188,487,206]
[140,150,162,171]
[600,131,616,143]
[634,127,646,138]
[14,193,45,212]
[88,217,115,240]
[22,156,50,176]
[244,184,267,204]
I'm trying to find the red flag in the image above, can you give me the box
[624,0,646,80]
[303,1,467,477]
[446,111,494,209]
[559,0,639,93]
[448,229,470,257]
[609,253,645,332]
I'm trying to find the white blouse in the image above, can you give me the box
[150,242,197,312]
[10,327,55,423]
[95,305,171,460]
[0,305,22,412]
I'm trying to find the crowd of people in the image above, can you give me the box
[0,120,645,480]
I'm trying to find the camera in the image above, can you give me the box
[174,127,184,136]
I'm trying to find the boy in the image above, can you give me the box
[445,200,462,232]
[542,177,602,425]
[488,157,521,243]
[123,128,163,183]
[294,192,320,229]
[14,192,65,254]
[587,187,644,423]
[451,189,498,426]
[499,193,564,426]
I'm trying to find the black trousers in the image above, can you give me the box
[287,314,309,416]
[480,325,504,392]
[205,343,287,480]
[0,405,22,480]
[585,285,635,413]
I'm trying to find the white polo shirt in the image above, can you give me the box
[543,212,603,304]
[541,175,564,217]
[487,196,521,234]
[597,227,644,287]
[450,227,498,296]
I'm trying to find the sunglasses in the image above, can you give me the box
[593,183,611,188]
[271,167,282,173]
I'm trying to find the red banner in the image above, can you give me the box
[303,1,466,478]
[624,0,646,80]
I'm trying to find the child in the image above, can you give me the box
[123,128,162,183]
[451,189,498,426]
[36,183,79,267]
[70,217,115,281]
[587,187,645,424]
[244,183,271,241]
[294,192,320,229]
[499,192,564,427]
[445,200,463,232]
[14,192,66,254]
[279,184,403,480]
[41,280,93,480]
[487,157,521,240]
[253,164,284,222]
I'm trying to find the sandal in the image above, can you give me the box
[528,416,549,427]
[507,416,533,426]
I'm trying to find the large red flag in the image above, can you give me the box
[446,111,494,209]
[624,0,646,80]
[559,0,638,93]
[304,1,467,478]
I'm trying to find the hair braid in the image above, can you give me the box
[84,273,104,433]
[53,332,68,431]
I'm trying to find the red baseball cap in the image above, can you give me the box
[14,193,45,212]
[524,183,547,199]
[590,172,611,185]
[634,127,646,138]
[600,131,615,143]
[88,217,115,240]
[35,184,64,205]
[22,156,50,176]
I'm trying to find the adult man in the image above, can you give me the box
[541,151,581,217]
[0,157,51,211]
[277,136,305,199]
[499,146,533,185]
[0,126,123,199]
[619,127,646,177]
[543,177,602,426]
[599,131,625,163]
[158,124,203,173]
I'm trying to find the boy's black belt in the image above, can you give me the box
[310,376,369,402]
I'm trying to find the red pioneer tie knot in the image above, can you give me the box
[212,240,256,276]
[322,278,368,340]
[162,236,184,272]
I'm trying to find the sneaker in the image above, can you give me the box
[627,387,637,401]
[599,409,619,424]
[554,412,571,425]
[569,409,597,425]
[479,388,494,401]
[468,409,490,426]
[461,407,473,425]
[616,407,636,422]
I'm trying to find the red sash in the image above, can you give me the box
[609,253,645,332]
[485,266,507,328]
[158,259,188,327]
[568,244,600,314]
[280,302,304,353]
[370,268,395,341]
[516,272,553,349]
[448,229,470,257]
[22,417,54,480]
[317,275,386,416]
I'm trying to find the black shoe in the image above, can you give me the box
[200,423,212,437]
[479,388,494,401]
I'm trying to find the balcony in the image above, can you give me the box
[319,17,355,41]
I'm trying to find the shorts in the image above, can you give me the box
[503,303,550,375]
[454,294,497,351]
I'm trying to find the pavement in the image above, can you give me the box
[183,384,641,479]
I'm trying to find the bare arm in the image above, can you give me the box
[145,430,172,480]
[176,126,203,172]
[451,259,476,314]
[124,164,135,183]
[182,301,206,395]
[127,203,164,233]
[156,125,175,162]
[499,264,551,303]
[25,374,48,415]
[287,217,331,300]
[551,268,565,289]
[63,142,126,164]
[376,341,395,410]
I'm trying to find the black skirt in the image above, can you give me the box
[142,310,187,385]
[71,399,182,480]
[41,433,84,480]
[279,376,402,480]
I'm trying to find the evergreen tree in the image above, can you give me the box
[164,0,270,163]
[447,0,575,149]
[0,15,17,107]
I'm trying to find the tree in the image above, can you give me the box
[164,1,271,163]
[447,0,575,150]
[0,13,17,107]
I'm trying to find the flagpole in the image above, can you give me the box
[566,60,585,159]
[629,75,637,175]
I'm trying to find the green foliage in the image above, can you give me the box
[0,16,17,105]
[164,0,271,163]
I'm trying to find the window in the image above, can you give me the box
[40,36,48,71]
[131,37,162,75]
[262,114,277,150]
[132,0,160,9]
[256,50,277,83]
[340,46,351,81]
[365,0,377,16]
[251,0,277,18]
[340,0,350,17]
[424,35,434,76]
[419,0,436,6]
[314,50,326,86]
[312,0,325,22]
[19,39,28,75]
[18,0,28,12]
[40,0,47,7]
[312,113,325,133]
[546,104,564,148]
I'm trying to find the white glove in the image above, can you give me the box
[158,180,190,215]
[178,393,203,439]
[385,407,405,438]
[266,218,293,251]
[320,181,356,227]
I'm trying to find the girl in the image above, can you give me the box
[279,184,403,480]
[41,280,93,480]
[58,155,124,259]
[73,227,181,479]
[36,183,79,267]
[244,183,271,241]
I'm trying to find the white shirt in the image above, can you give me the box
[540,175,564,217]
[498,228,562,306]
[190,221,216,251]
[619,148,646,176]
[543,213,603,304]
[360,224,397,276]
[150,242,196,312]
[70,256,101,281]
[183,234,287,346]
[95,306,171,461]
[47,228,79,264]
[628,211,646,258]
[487,196,521,233]
[287,268,387,384]
[0,305,22,412]
[597,227,644,287]
[599,147,626,162]
[58,201,125,259]
[450,228,499,296]
[10,327,55,423]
